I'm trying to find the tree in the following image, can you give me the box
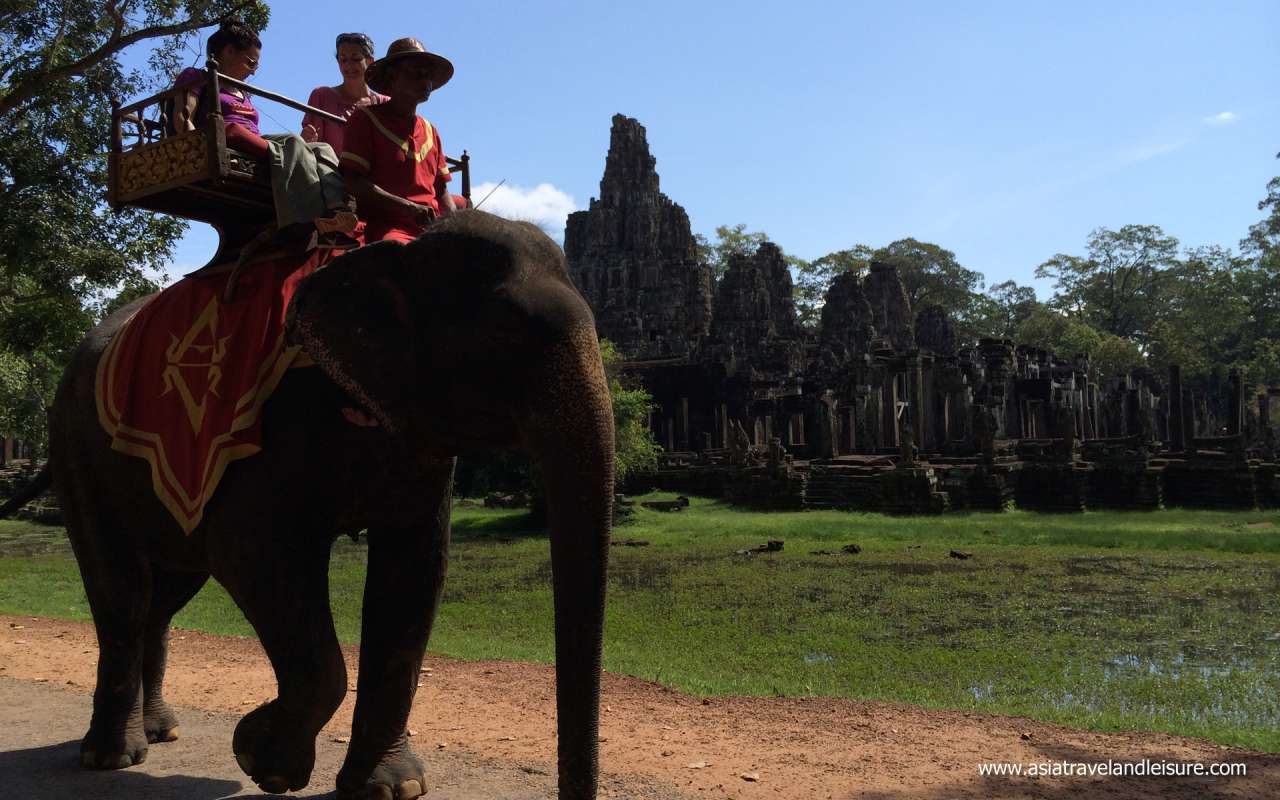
[599,340,660,485]
[1242,152,1280,259]
[870,238,987,344]
[1016,305,1102,362]
[0,1,268,450]
[1240,152,1280,365]
[1092,333,1144,380]
[972,279,1039,340]
[1035,225,1179,343]
[1146,246,1251,382]
[873,238,983,310]
[0,1,268,117]
[694,224,772,283]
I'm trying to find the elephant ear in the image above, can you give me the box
[286,241,418,433]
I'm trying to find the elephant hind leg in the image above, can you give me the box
[141,569,209,743]
[67,522,153,770]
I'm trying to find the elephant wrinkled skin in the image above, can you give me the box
[42,211,614,799]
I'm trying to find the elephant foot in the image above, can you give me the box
[336,737,426,800]
[80,726,148,770]
[144,699,181,743]
[232,701,316,794]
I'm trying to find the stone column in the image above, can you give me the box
[1259,394,1272,456]
[1124,389,1140,438]
[883,376,898,448]
[1229,368,1244,436]
[1168,365,1185,451]
[1080,378,1095,439]
[868,383,883,449]
[1182,390,1195,444]
[942,391,952,445]
[678,397,690,450]
[818,396,838,459]
[909,352,925,451]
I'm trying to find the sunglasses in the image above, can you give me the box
[335,33,374,54]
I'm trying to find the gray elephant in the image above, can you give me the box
[9,211,613,799]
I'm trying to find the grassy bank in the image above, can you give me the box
[2,498,1278,751]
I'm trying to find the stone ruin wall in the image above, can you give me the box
[565,115,1280,513]
[565,114,712,361]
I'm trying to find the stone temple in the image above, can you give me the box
[566,114,1280,513]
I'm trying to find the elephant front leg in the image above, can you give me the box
[215,538,347,795]
[337,466,453,800]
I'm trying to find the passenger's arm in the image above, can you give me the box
[301,88,323,143]
[224,123,270,159]
[172,87,200,133]
[436,176,457,217]
[344,171,435,226]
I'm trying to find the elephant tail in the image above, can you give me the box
[0,463,52,519]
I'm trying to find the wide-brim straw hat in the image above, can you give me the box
[364,37,454,94]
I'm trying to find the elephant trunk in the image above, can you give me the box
[523,321,614,800]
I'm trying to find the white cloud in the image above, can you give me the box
[1203,111,1238,126]
[1121,139,1188,164]
[470,182,578,241]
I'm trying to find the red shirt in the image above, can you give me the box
[340,105,451,242]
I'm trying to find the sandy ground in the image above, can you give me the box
[1,614,1275,799]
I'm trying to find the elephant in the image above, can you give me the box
[22,210,614,799]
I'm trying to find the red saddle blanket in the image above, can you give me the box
[95,249,334,534]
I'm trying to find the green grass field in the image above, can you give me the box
[2,497,1278,751]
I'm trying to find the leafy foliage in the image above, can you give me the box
[1035,225,1179,344]
[599,339,660,485]
[694,224,771,283]
[0,1,269,449]
[973,280,1039,340]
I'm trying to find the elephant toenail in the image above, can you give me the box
[109,753,132,769]
[235,751,254,775]
[396,779,423,799]
[259,775,290,794]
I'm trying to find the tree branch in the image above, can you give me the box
[39,8,71,73]
[0,2,252,117]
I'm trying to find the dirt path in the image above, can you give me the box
[1,615,1275,799]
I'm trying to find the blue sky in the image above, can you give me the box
[143,1,1279,298]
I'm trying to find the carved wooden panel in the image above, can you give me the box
[116,131,210,201]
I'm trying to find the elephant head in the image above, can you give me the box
[285,210,614,799]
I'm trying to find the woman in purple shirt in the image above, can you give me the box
[171,20,356,247]
[301,33,388,153]
[173,20,269,157]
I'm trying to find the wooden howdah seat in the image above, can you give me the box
[108,60,472,265]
